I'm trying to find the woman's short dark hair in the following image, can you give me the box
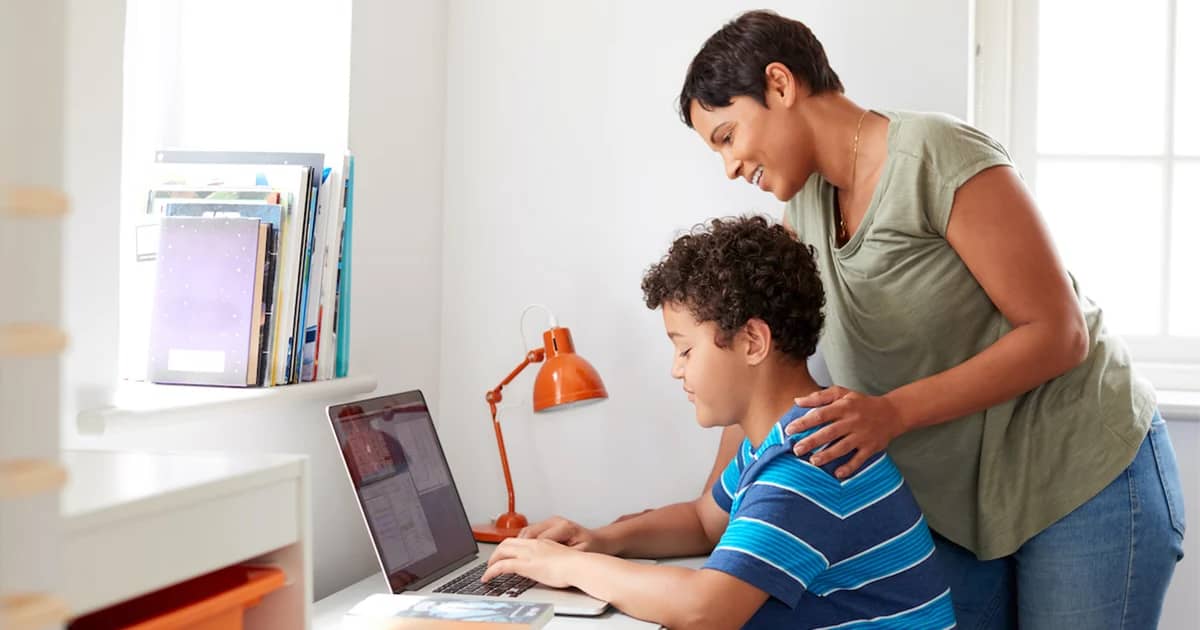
[642,215,824,361]
[678,10,844,128]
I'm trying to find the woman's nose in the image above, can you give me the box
[723,154,741,180]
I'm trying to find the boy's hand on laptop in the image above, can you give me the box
[518,516,612,554]
[482,538,578,588]
[786,385,908,480]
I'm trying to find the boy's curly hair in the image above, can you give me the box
[641,215,824,361]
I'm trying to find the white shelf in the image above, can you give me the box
[0,593,70,630]
[77,374,378,434]
[0,459,67,499]
[61,449,310,626]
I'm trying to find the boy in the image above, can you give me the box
[483,216,954,629]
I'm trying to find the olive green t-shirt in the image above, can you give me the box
[784,110,1156,560]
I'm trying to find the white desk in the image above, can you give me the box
[314,544,706,629]
[61,449,311,628]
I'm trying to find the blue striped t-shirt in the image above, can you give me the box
[706,406,956,629]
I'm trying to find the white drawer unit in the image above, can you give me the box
[60,450,312,628]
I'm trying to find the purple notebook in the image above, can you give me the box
[148,216,263,386]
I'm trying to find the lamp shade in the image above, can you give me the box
[532,327,607,412]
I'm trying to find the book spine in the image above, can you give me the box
[290,173,320,383]
[301,168,333,382]
[335,155,355,378]
[270,188,301,386]
[256,224,278,385]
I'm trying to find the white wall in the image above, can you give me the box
[346,0,448,404]
[60,0,123,446]
[438,0,971,531]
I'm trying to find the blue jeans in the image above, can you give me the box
[934,412,1186,629]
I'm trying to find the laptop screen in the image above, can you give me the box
[328,390,478,592]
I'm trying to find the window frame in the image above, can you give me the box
[973,0,1200,391]
[118,0,352,382]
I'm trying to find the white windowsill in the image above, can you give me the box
[77,374,378,435]
[1134,362,1200,422]
[1159,389,1200,423]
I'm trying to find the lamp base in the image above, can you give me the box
[471,512,529,543]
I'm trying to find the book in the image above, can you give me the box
[290,167,320,383]
[147,216,264,386]
[334,153,355,378]
[151,152,324,386]
[247,222,269,385]
[146,159,313,386]
[315,152,350,380]
[134,150,357,385]
[343,593,553,629]
[300,166,337,382]
[163,201,283,385]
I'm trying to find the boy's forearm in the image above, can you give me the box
[596,500,716,558]
[565,553,712,629]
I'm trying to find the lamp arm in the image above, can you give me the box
[485,349,546,518]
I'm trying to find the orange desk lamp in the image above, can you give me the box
[472,306,608,543]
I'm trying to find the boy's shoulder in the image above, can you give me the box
[743,407,873,481]
[734,408,904,515]
[746,441,892,497]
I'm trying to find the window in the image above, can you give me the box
[119,0,351,380]
[974,0,1200,390]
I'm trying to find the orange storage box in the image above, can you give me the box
[69,565,286,630]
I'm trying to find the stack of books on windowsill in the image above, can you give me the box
[141,150,356,387]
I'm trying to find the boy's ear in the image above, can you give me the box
[742,318,773,366]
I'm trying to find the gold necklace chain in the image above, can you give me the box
[838,109,869,243]
[851,109,868,188]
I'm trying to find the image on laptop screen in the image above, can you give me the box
[329,390,477,591]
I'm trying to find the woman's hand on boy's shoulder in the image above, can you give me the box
[785,386,907,480]
[519,516,611,554]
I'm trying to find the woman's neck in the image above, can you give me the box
[800,94,885,193]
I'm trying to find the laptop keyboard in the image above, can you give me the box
[433,562,537,597]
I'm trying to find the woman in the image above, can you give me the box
[672,9,1185,629]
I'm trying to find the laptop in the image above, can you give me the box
[327,390,611,616]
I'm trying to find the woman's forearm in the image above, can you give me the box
[887,318,1087,432]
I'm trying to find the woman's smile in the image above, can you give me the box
[751,165,765,188]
